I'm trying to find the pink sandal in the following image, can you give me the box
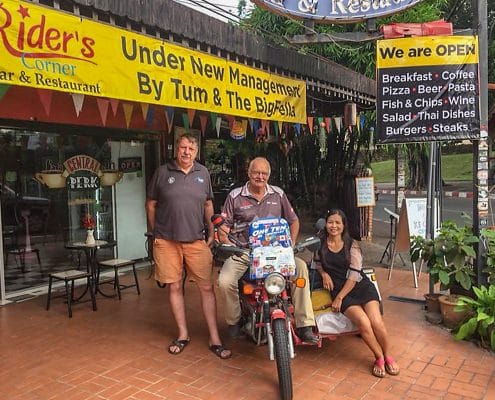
[384,356,400,375]
[372,358,386,378]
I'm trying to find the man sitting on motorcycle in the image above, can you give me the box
[217,157,318,343]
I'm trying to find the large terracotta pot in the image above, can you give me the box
[438,294,470,329]
[35,170,66,188]
[100,170,123,186]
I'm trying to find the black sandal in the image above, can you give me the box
[209,344,232,359]
[168,338,190,355]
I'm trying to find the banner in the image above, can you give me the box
[0,0,306,123]
[376,36,480,143]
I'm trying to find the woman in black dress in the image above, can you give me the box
[316,209,399,378]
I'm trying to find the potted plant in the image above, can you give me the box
[410,220,478,328]
[454,285,495,350]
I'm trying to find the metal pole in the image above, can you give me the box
[473,0,488,286]
[426,143,436,294]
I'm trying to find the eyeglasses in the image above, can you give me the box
[250,170,269,177]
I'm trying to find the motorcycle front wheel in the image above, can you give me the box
[272,318,293,400]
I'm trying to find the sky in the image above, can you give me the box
[173,0,253,22]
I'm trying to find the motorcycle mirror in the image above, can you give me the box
[315,218,326,231]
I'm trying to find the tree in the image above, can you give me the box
[241,0,494,191]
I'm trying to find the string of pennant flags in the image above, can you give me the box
[0,84,369,138]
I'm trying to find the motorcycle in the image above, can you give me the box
[212,214,320,400]
[212,215,383,400]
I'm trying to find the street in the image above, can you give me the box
[374,193,474,226]
[372,193,482,249]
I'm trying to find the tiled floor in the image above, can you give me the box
[1,264,495,400]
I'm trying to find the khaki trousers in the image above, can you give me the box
[217,254,315,328]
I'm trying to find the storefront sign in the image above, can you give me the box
[0,0,306,123]
[376,36,480,143]
[67,171,100,191]
[252,0,423,23]
[355,176,375,207]
[118,157,142,173]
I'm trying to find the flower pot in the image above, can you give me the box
[85,229,96,245]
[35,170,66,188]
[424,293,442,314]
[438,294,470,329]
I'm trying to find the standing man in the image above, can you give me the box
[146,133,231,359]
[217,157,318,342]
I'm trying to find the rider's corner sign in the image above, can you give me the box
[251,0,423,23]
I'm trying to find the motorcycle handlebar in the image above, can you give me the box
[213,236,321,259]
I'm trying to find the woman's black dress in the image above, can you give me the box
[320,244,379,312]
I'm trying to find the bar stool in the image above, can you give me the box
[97,259,141,300]
[46,270,96,318]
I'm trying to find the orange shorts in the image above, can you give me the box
[153,238,213,284]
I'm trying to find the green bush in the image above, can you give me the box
[454,285,495,351]
[410,221,478,291]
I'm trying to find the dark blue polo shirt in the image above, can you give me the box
[147,161,213,242]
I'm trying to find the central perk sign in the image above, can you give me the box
[0,0,306,123]
[252,0,423,23]
[376,35,480,143]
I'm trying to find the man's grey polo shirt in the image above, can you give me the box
[221,182,298,246]
[147,161,213,242]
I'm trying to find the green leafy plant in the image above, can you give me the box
[410,220,478,291]
[454,285,495,350]
[480,228,495,283]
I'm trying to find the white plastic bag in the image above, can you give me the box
[315,311,358,334]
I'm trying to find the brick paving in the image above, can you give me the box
[1,262,495,400]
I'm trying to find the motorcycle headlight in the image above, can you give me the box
[264,273,285,295]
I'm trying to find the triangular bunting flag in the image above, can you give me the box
[334,117,342,132]
[260,119,267,134]
[360,114,365,132]
[71,93,85,117]
[307,117,314,134]
[96,98,110,126]
[187,108,196,126]
[273,121,279,137]
[0,84,10,101]
[215,116,222,138]
[210,112,217,129]
[122,103,134,128]
[226,115,235,130]
[199,114,208,136]
[253,120,260,135]
[295,123,301,136]
[140,103,149,121]
[109,98,119,116]
[248,119,254,133]
[266,121,271,136]
[324,117,331,134]
[277,121,283,136]
[146,106,155,128]
[317,117,324,128]
[182,113,190,132]
[36,89,53,116]
[165,107,174,134]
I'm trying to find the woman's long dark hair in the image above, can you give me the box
[323,209,354,264]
